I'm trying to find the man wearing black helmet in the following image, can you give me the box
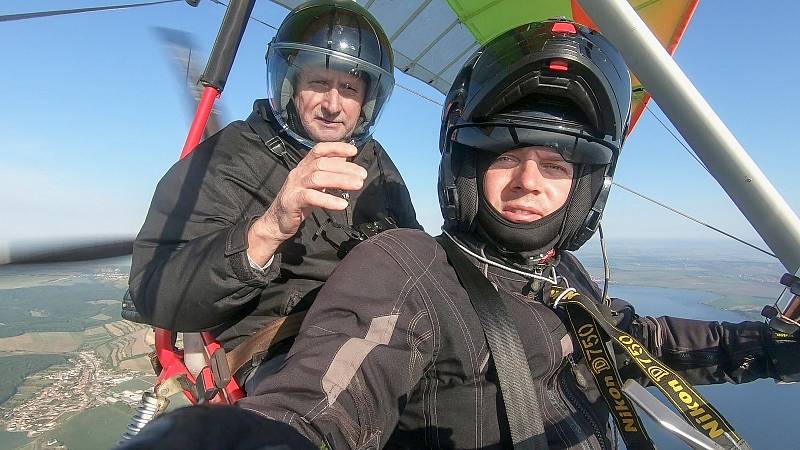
[123,20,800,450]
[128,0,419,377]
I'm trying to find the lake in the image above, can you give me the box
[610,285,799,449]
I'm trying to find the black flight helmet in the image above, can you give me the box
[439,20,632,254]
[266,0,394,148]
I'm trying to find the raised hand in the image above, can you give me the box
[246,142,367,266]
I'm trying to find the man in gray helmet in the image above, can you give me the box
[123,20,800,450]
[128,0,419,381]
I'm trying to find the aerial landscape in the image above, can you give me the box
[2,1,799,449]
[0,258,162,450]
[0,240,789,450]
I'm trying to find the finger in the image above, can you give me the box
[303,171,365,192]
[314,157,368,179]
[295,189,349,211]
[306,142,358,161]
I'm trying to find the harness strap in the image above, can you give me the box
[551,286,751,450]
[226,311,307,382]
[437,235,548,450]
[246,112,303,167]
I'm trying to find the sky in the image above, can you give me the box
[2,0,799,262]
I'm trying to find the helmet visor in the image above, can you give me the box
[449,121,615,165]
[267,43,394,147]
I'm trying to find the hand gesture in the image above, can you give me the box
[247,142,367,264]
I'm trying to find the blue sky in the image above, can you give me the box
[2,1,799,259]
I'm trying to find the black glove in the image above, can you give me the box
[117,405,318,450]
[609,297,636,330]
[765,328,800,383]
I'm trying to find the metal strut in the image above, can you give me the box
[119,391,164,443]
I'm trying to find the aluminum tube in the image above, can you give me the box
[578,0,800,273]
[622,380,725,450]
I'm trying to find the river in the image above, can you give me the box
[610,285,799,449]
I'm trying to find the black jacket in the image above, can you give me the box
[129,100,420,350]
[238,228,797,450]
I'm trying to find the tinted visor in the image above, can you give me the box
[450,121,615,164]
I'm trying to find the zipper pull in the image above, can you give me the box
[531,266,544,294]
[567,354,590,390]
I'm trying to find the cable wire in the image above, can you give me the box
[598,223,611,305]
[395,82,444,106]
[644,105,708,171]
[0,0,182,22]
[613,182,776,258]
[209,0,276,30]
[442,230,559,284]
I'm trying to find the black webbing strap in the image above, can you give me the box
[551,286,751,450]
[245,113,302,168]
[436,236,548,450]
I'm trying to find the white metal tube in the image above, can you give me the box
[578,0,800,273]
[183,332,206,377]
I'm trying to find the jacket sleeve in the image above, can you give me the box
[621,311,800,385]
[237,232,436,450]
[374,142,422,230]
[129,124,282,331]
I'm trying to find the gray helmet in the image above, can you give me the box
[266,0,394,148]
[438,20,632,254]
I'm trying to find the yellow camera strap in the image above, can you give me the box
[552,286,747,450]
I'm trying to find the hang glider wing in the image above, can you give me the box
[272,0,699,131]
[3,0,699,132]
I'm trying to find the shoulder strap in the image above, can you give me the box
[245,112,302,168]
[435,235,548,450]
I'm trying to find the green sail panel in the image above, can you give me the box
[446,0,574,44]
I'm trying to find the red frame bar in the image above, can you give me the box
[180,86,220,159]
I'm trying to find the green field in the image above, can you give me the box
[82,330,114,349]
[0,430,31,450]
[110,377,156,394]
[703,294,771,319]
[50,404,133,450]
[0,282,125,338]
[0,354,67,404]
[576,241,784,306]
[1,373,55,412]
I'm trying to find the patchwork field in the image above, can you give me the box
[0,355,67,404]
[0,281,126,338]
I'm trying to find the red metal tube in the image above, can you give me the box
[155,328,182,374]
[180,86,220,159]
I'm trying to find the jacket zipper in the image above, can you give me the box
[342,191,351,225]
[559,359,609,450]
